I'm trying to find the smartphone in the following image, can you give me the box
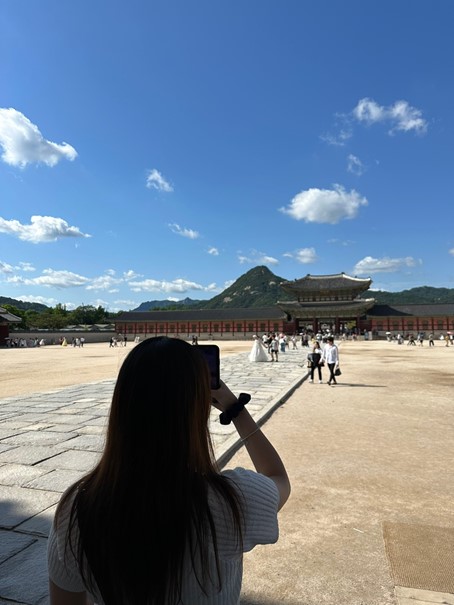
[198,344,220,389]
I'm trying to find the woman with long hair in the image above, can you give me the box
[47,336,290,605]
[308,340,323,383]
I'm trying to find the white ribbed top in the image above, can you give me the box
[47,467,279,604]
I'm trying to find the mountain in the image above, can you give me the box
[193,266,293,309]
[0,296,49,312]
[132,297,202,312]
[4,273,454,316]
[370,286,454,305]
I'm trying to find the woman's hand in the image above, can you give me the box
[211,380,238,412]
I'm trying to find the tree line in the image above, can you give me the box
[3,303,117,330]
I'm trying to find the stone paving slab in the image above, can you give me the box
[395,586,454,605]
[0,348,307,604]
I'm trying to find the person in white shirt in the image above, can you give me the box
[322,336,339,385]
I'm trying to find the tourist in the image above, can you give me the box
[269,333,279,361]
[248,334,269,362]
[308,340,323,384]
[47,336,290,604]
[279,334,287,353]
[322,336,339,385]
[428,333,434,347]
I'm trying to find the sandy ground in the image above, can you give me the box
[2,337,453,603]
[0,339,252,398]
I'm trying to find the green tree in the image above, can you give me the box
[24,309,40,329]
[69,305,109,325]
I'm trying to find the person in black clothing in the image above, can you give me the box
[308,341,323,383]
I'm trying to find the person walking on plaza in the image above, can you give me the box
[428,332,435,347]
[47,336,290,605]
[248,334,269,362]
[308,340,323,384]
[279,334,287,354]
[322,336,339,385]
[270,333,279,361]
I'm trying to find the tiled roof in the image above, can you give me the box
[277,299,376,318]
[281,273,372,294]
[115,307,285,322]
[367,303,454,317]
[115,301,454,323]
[0,307,22,322]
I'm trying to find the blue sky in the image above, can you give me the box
[1,0,453,311]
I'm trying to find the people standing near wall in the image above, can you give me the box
[322,336,339,386]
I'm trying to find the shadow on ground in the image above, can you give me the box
[241,599,303,605]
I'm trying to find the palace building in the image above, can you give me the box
[0,306,22,345]
[277,273,375,334]
[113,273,454,339]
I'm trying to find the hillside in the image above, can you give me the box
[0,296,49,313]
[133,297,201,312]
[193,266,293,309]
[4,273,454,315]
[370,286,454,305]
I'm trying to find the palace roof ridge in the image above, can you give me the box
[283,272,371,282]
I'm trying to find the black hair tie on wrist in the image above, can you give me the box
[219,393,251,425]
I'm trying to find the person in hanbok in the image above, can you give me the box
[248,335,269,362]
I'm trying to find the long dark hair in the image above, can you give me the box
[55,337,243,604]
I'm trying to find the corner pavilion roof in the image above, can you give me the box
[0,306,22,323]
[280,273,372,297]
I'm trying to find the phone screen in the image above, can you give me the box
[197,344,220,389]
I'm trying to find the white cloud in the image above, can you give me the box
[238,251,279,266]
[0,260,37,274]
[7,268,90,288]
[284,247,318,264]
[207,247,219,256]
[18,261,35,272]
[449,248,454,256]
[328,238,355,246]
[89,298,110,308]
[123,269,142,280]
[0,261,14,274]
[168,223,199,239]
[16,294,60,306]
[280,185,368,224]
[347,154,365,176]
[0,107,77,167]
[0,215,91,243]
[146,168,173,192]
[114,299,138,307]
[320,128,352,147]
[352,98,428,135]
[354,255,418,275]
[129,277,216,294]
[86,272,122,291]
